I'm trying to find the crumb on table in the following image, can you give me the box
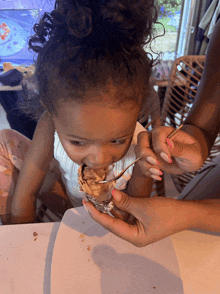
[34,238,37,241]
[79,234,85,239]
[87,245,91,251]
[33,232,38,237]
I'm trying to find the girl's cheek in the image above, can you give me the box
[64,148,86,165]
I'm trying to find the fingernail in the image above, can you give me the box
[149,167,163,176]
[147,156,159,165]
[82,199,89,212]
[112,190,121,201]
[166,138,174,149]
[151,175,162,181]
[160,152,172,163]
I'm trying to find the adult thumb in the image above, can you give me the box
[112,189,138,216]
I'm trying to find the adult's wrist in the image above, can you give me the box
[182,124,209,163]
[187,199,220,232]
[173,199,202,231]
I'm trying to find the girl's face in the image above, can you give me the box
[52,98,140,169]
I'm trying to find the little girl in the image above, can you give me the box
[0,0,161,224]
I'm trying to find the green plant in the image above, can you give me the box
[156,0,182,18]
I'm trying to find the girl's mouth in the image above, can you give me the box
[83,163,114,171]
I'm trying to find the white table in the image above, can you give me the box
[0,221,60,294]
[1,207,220,294]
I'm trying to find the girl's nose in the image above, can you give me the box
[86,147,112,168]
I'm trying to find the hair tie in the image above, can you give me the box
[67,7,92,39]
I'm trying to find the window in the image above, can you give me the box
[145,0,193,61]
[150,0,182,60]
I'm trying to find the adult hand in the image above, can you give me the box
[83,189,194,247]
[136,126,207,178]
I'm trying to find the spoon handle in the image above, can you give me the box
[113,157,141,181]
[167,124,183,138]
[98,157,141,184]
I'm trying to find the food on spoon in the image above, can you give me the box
[78,164,116,213]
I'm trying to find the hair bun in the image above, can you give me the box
[29,0,158,57]
[65,0,157,54]
[100,0,157,47]
[67,6,92,38]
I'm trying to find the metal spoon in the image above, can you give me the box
[167,124,183,138]
[97,157,141,184]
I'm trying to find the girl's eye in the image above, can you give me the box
[111,139,126,145]
[70,139,126,146]
[70,141,86,147]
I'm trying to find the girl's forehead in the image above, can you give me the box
[53,100,140,140]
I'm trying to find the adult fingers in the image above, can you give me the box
[151,126,175,163]
[136,131,158,164]
[135,131,162,179]
[83,199,140,246]
[110,206,137,225]
[110,205,132,222]
[85,189,141,222]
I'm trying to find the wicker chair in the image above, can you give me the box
[160,55,220,195]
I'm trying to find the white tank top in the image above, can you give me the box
[54,122,146,207]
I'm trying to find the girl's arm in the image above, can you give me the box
[123,121,154,198]
[11,110,55,224]
[110,163,153,223]
[123,163,153,198]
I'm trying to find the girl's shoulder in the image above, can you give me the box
[132,122,147,144]
[114,122,146,175]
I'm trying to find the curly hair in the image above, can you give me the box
[18,0,161,122]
